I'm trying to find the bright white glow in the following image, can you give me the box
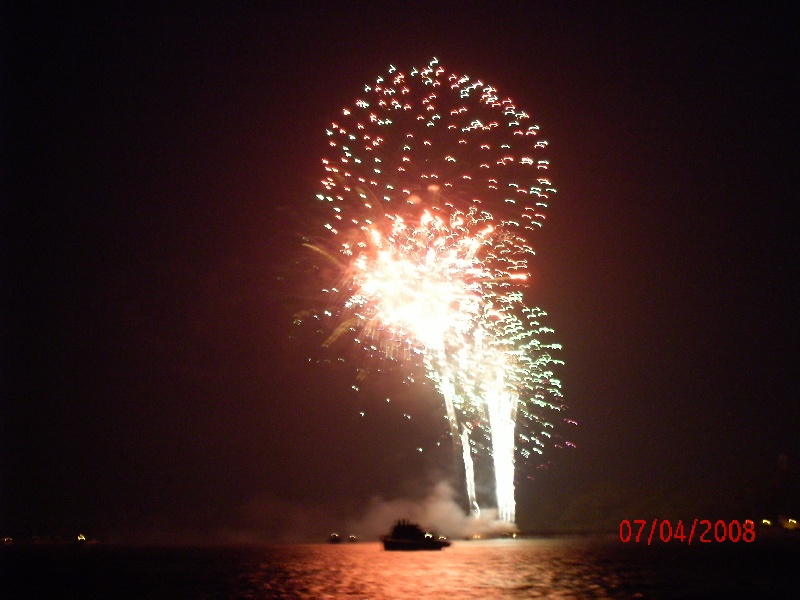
[308,58,568,525]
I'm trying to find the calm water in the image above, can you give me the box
[2,536,797,598]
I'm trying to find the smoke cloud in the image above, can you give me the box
[345,481,518,540]
[219,481,518,543]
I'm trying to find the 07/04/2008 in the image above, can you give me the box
[619,519,755,545]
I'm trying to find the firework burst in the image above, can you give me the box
[305,58,568,524]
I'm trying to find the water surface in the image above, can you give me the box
[2,536,796,598]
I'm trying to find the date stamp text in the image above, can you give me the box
[619,519,755,544]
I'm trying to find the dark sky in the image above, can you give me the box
[3,2,797,541]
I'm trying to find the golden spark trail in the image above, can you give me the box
[305,58,570,525]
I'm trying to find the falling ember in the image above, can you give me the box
[304,58,569,525]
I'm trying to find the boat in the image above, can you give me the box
[328,533,342,544]
[381,519,451,551]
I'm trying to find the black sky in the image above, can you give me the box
[3,2,798,540]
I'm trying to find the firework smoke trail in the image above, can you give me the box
[308,58,567,524]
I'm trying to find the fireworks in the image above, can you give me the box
[306,58,568,524]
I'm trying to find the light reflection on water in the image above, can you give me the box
[239,538,623,599]
[231,536,795,598]
[3,536,797,598]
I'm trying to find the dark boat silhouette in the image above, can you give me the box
[381,519,451,551]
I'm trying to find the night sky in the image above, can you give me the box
[3,3,797,542]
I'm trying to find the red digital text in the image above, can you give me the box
[619,519,756,545]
